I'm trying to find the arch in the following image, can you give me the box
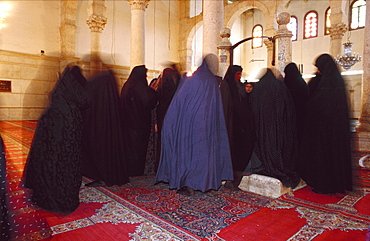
[303,10,318,39]
[349,0,366,30]
[184,18,203,71]
[224,0,279,29]
[288,15,298,41]
[325,7,331,35]
[252,24,263,48]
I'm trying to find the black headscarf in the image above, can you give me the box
[251,68,300,188]
[298,54,352,194]
[120,65,158,176]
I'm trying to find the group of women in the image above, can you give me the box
[22,52,352,215]
[222,53,352,195]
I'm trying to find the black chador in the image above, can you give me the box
[82,70,129,187]
[283,62,309,147]
[24,66,90,215]
[251,68,300,189]
[155,67,180,171]
[298,54,352,194]
[120,65,158,177]
[220,65,256,189]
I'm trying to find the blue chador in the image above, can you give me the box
[155,60,233,192]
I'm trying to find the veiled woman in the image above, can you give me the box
[155,59,233,195]
[298,54,352,194]
[284,62,309,147]
[24,66,90,215]
[155,67,181,172]
[82,70,129,187]
[251,68,300,188]
[220,65,256,190]
[120,65,158,177]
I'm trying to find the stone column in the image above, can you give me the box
[328,23,347,58]
[86,0,107,75]
[203,0,224,76]
[218,28,231,78]
[276,12,292,74]
[328,1,347,58]
[127,0,149,70]
[60,0,79,69]
[264,26,276,68]
[356,1,370,134]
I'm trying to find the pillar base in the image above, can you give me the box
[238,174,305,198]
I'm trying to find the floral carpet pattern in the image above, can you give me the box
[106,176,273,238]
[1,120,200,241]
[50,183,200,240]
[2,120,370,241]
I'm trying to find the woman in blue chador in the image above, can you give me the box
[155,58,233,196]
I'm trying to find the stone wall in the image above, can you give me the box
[0,50,60,121]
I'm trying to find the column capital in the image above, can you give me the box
[127,0,149,11]
[87,14,107,32]
[328,22,347,40]
[263,39,273,49]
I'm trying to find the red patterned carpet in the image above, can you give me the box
[1,121,200,240]
[1,120,370,240]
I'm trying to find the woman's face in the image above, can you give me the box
[245,84,253,93]
[234,71,242,82]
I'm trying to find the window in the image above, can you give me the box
[350,0,366,30]
[189,0,202,18]
[304,11,318,39]
[252,24,263,49]
[288,16,298,41]
[325,7,331,35]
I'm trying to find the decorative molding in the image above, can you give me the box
[328,23,347,40]
[127,0,149,11]
[86,14,107,32]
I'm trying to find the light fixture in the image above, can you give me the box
[335,41,362,70]
[335,0,362,71]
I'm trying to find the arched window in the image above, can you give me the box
[304,11,318,39]
[252,24,263,49]
[288,16,298,41]
[189,0,202,18]
[325,7,331,35]
[350,0,366,30]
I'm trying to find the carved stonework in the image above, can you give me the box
[263,39,273,49]
[218,28,232,78]
[276,12,291,25]
[276,12,292,73]
[328,23,347,40]
[87,14,107,32]
[127,0,149,11]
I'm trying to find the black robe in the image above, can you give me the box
[251,68,300,188]
[120,65,158,177]
[221,65,255,172]
[284,62,309,147]
[24,66,90,215]
[155,68,180,171]
[0,135,10,240]
[298,54,352,194]
[81,71,129,186]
